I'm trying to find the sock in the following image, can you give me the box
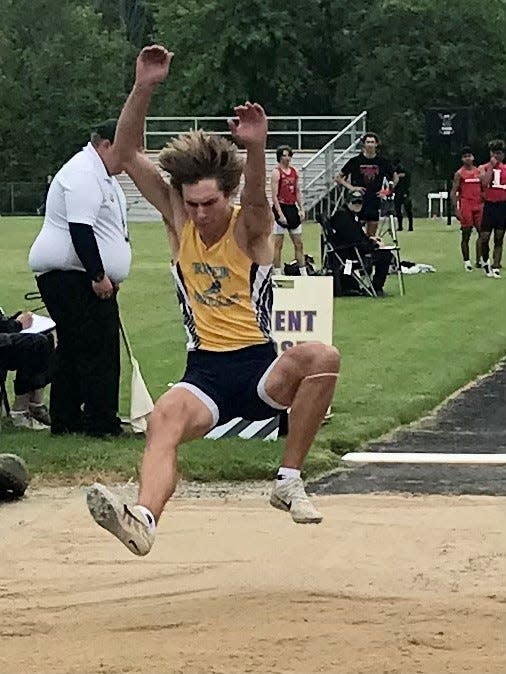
[299,266,308,276]
[277,467,301,481]
[135,505,156,532]
[274,267,282,275]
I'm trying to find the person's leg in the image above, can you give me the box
[480,230,493,275]
[492,227,505,274]
[394,198,403,231]
[460,227,472,267]
[5,333,52,429]
[37,272,83,432]
[405,197,414,230]
[371,250,393,292]
[87,386,214,555]
[273,233,284,274]
[288,230,306,275]
[262,342,339,475]
[79,287,121,436]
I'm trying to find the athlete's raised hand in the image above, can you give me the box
[228,102,268,148]
[135,45,173,88]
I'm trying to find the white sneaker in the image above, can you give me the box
[86,483,155,556]
[11,410,49,430]
[464,260,472,272]
[492,268,501,278]
[483,263,494,278]
[270,477,323,524]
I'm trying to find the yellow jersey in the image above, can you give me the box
[171,206,273,351]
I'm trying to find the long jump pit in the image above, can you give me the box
[1,485,504,674]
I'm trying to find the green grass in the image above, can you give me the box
[1,216,506,482]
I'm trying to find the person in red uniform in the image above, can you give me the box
[450,147,483,271]
[479,139,506,278]
[271,145,306,275]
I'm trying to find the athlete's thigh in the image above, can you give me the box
[151,386,215,442]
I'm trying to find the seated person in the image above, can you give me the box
[326,190,393,296]
[0,309,52,429]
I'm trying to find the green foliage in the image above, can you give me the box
[0,0,128,181]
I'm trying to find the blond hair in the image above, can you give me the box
[159,130,244,197]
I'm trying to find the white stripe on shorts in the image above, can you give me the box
[172,382,220,427]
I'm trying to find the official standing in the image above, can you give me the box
[29,120,131,436]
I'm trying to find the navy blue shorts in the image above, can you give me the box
[176,342,284,427]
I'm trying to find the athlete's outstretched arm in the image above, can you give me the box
[115,45,176,223]
[229,104,272,243]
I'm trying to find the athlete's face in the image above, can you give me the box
[279,151,292,168]
[363,137,378,155]
[462,153,474,167]
[490,150,505,163]
[182,179,231,229]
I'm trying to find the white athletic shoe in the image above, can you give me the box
[10,410,48,430]
[464,260,473,272]
[270,477,323,524]
[483,263,495,278]
[86,483,154,556]
[492,268,501,279]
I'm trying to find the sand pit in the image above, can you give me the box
[1,488,504,674]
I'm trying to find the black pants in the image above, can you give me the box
[369,249,393,291]
[0,332,52,395]
[395,195,414,230]
[37,270,121,435]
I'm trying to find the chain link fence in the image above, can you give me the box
[0,182,47,216]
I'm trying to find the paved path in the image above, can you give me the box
[311,361,506,496]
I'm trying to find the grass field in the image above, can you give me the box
[1,215,506,482]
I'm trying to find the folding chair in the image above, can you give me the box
[317,214,377,297]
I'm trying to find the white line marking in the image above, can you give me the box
[341,452,506,465]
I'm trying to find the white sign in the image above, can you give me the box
[272,276,334,352]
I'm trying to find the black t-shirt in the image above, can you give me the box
[341,153,394,194]
[327,208,377,253]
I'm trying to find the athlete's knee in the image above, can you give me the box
[282,341,340,378]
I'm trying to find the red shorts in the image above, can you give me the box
[459,200,483,228]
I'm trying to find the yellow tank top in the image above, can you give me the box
[171,206,273,351]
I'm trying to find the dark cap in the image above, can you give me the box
[91,118,117,143]
[348,189,363,203]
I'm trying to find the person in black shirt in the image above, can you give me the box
[336,133,398,236]
[325,190,393,296]
[393,159,414,231]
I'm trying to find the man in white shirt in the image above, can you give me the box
[29,120,131,436]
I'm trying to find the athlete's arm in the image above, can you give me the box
[230,103,273,264]
[271,169,286,222]
[295,171,305,221]
[450,170,462,218]
[114,45,182,228]
[479,160,495,188]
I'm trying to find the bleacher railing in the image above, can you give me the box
[144,115,365,151]
[301,111,367,215]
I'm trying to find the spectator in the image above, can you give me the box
[326,190,393,296]
[336,133,398,236]
[479,139,506,278]
[28,119,131,436]
[0,309,52,429]
[393,159,414,231]
[271,145,306,275]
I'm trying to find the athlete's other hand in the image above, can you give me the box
[228,102,268,149]
[135,45,173,88]
[455,208,462,221]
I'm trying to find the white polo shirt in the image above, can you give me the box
[29,143,131,284]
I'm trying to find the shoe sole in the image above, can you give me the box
[270,493,323,524]
[86,484,147,556]
[0,454,29,497]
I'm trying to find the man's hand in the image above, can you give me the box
[490,156,498,168]
[16,312,33,329]
[299,208,306,222]
[135,45,173,89]
[278,213,288,225]
[350,185,366,194]
[228,102,268,148]
[92,275,114,300]
[456,208,462,221]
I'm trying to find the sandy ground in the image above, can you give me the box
[0,488,504,674]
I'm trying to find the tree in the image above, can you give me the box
[0,0,128,181]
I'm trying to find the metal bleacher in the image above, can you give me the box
[118,112,367,222]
